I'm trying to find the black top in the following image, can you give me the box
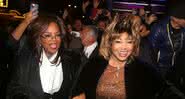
[6,41,82,99]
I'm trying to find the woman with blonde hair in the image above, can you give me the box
[77,14,163,99]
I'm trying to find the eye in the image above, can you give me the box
[114,40,121,43]
[126,40,134,43]
[55,33,62,38]
[56,33,61,37]
[42,34,51,38]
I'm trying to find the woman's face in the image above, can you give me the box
[40,22,61,56]
[110,33,134,62]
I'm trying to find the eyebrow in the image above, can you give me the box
[42,32,61,34]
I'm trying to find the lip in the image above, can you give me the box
[50,43,57,49]
[119,51,128,57]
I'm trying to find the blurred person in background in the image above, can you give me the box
[148,0,185,77]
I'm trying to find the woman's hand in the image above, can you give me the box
[23,7,38,24]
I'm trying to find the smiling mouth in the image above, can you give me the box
[119,51,128,57]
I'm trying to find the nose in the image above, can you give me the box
[51,36,57,40]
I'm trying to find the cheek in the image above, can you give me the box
[111,44,120,52]
[40,39,46,45]
[40,41,49,49]
[127,45,134,52]
[57,39,62,44]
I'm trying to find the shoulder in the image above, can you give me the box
[150,17,169,32]
[129,59,158,74]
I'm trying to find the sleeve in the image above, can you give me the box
[62,51,84,97]
[6,52,30,99]
[70,60,84,97]
[148,23,163,63]
[148,23,162,49]
[6,34,19,52]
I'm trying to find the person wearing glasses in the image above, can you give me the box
[6,15,85,99]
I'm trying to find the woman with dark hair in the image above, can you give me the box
[6,15,84,99]
[77,14,164,99]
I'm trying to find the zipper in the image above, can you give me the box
[167,23,175,66]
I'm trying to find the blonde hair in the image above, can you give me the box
[99,14,141,60]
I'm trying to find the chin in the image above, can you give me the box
[48,50,58,54]
[118,58,127,62]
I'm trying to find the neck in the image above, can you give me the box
[109,56,127,68]
[44,50,55,59]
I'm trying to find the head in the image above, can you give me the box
[27,15,64,62]
[170,16,185,29]
[80,25,98,47]
[134,15,150,37]
[99,14,140,62]
[73,18,83,31]
[66,24,72,33]
[138,8,146,17]
[168,0,185,29]
[96,16,110,30]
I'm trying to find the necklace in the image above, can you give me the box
[116,66,121,77]
[107,65,122,78]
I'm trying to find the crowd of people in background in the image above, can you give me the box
[1,0,185,99]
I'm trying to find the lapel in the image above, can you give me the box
[56,54,73,96]
[89,46,99,59]
[28,54,71,96]
[28,54,44,96]
[57,57,69,93]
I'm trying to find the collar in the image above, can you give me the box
[84,41,98,58]
[40,50,60,66]
[39,50,63,94]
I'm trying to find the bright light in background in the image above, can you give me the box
[68,4,71,7]
[0,0,3,6]
[0,0,8,8]
[74,5,77,8]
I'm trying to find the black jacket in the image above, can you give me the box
[78,57,164,99]
[148,17,185,76]
[6,47,81,99]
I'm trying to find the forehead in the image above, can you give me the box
[114,32,133,40]
[43,22,60,33]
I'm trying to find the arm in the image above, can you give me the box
[6,52,30,99]
[6,8,38,52]
[148,23,162,63]
[82,0,90,14]
[11,8,38,41]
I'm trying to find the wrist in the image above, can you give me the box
[23,19,31,25]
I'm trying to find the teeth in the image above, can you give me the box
[119,51,128,57]
[120,51,127,53]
